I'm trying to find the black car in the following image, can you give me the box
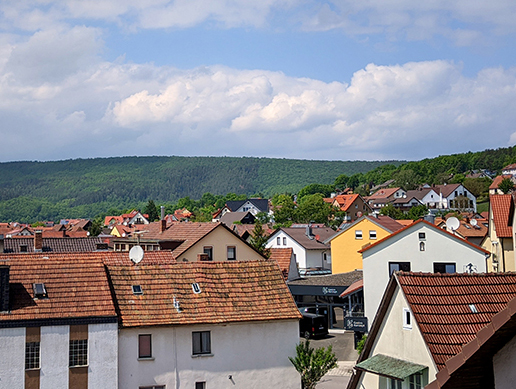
[299,311,328,339]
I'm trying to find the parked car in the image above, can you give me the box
[299,311,328,339]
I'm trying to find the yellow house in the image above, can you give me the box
[328,215,404,274]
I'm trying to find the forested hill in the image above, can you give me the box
[0,156,398,222]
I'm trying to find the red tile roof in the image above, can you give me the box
[3,237,107,253]
[489,175,513,190]
[269,247,293,279]
[332,194,360,212]
[397,272,516,370]
[490,194,513,238]
[0,255,116,323]
[106,261,301,328]
[368,187,401,200]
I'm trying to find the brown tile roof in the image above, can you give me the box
[0,255,116,323]
[368,187,401,200]
[489,175,513,190]
[136,221,222,258]
[368,215,405,233]
[269,248,293,279]
[397,272,516,370]
[106,261,301,328]
[288,270,363,287]
[280,227,336,250]
[490,194,513,238]
[3,237,107,253]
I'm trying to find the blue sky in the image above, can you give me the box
[1,1,516,162]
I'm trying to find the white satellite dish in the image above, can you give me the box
[470,219,478,227]
[129,245,144,264]
[446,217,460,231]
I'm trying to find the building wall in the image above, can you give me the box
[331,218,391,274]
[363,223,488,321]
[357,287,436,389]
[0,323,118,389]
[266,231,307,269]
[118,320,301,389]
[493,332,516,389]
[0,327,25,387]
[181,226,264,262]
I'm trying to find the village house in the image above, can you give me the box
[269,247,300,281]
[329,194,372,223]
[348,272,516,389]
[0,255,119,389]
[107,260,302,389]
[214,198,270,221]
[328,215,404,274]
[366,187,406,211]
[360,220,489,322]
[266,225,336,275]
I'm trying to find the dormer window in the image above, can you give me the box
[132,285,143,295]
[20,245,28,253]
[33,283,47,299]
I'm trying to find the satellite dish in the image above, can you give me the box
[129,245,144,264]
[357,211,363,217]
[470,219,478,227]
[446,217,460,231]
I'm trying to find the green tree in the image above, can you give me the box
[334,174,349,190]
[296,194,333,225]
[407,205,428,220]
[298,183,334,199]
[498,178,514,194]
[393,169,420,190]
[89,216,104,236]
[289,340,338,389]
[380,204,403,220]
[144,200,159,221]
[272,194,296,225]
[249,219,270,257]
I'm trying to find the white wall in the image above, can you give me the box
[363,223,487,321]
[0,327,25,388]
[358,287,435,389]
[494,332,516,389]
[89,323,118,389]
[118,320,301,389]
[41,325,69,389]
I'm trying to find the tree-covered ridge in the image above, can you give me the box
[0,156,398,222]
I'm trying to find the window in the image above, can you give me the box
[281,237,286,245]
[132,285,143,295]
[355,230,363,240]
[227,246,236,261]
[389,262,410,276]
[192,331,211,355]
[69,339,88,367]
[25,342,40,370]
[195,383,206,389]
[418,232,426,240]
[433,263,456,274]
[33,283,47,298]
[390,379,402,389]
[419,242,425,251]
[403,307,412,330]
[409,373,423,389]
[139,334,152,359]
[276,237,281,245]
[369,230,377,240]
[20,245,28,252]
[203,247,213,261]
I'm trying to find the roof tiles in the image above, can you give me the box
[490,194,513,238]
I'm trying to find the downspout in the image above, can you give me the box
[174,327,179,389]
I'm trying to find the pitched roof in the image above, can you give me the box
[368,187,402,200]
[269,248,293,279]
[332,194,360,212]
[288,270,362,287]
[2,237,106,253]
[279,226,336,250]
[225,199,269,212]
[327,215,403,243]
[0,255,117,324]
[490,194,513,238]
[397,272,516,370]
[489,175,513,190]
[106,261,301,328]
[358,219,489,255]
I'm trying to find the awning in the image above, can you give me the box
[355,354,427,381]
[339,279,363,298]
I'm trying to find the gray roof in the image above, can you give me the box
[280,227,337,250]
[2,237,107,253]
[288,270,363,287]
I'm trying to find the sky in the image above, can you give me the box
[1,1,516,163]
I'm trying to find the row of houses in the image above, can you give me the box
[0,252,302,389]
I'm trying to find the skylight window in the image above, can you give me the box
[192,283,201,294]
[132,285,143,295]
[33,283,47,298]
[469,304,478,313]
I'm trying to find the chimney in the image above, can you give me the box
[34,231,43,252]
[161,206,165,220]
[0,234,4,254]
[160,206,166,233]
[306,223,313,240]
[0,266,9,312]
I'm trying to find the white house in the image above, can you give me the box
[348,272,516,389]
[0,255,118,389]
[107,260,302,389]
[360,220,489,322]
[266,225,337,274]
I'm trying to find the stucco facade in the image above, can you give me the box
[493,333,516,389]
[0,323,118,389]
[357,287,435,389]
[330,218,394,274]
[118,320,301,389]
[362,221,488,322]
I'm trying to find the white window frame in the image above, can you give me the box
[403,307,412,330]
[369,230,377,240]
[355,230,363,240]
